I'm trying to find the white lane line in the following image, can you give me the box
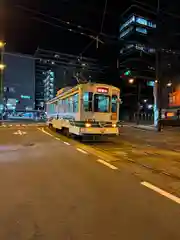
[64,142,70,146]
[76,148,88,154]
[55,137,60,140]
[38,128,53,137]
[97,159,118,170]
[141,181,180,205]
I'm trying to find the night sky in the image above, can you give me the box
[2,0,180,58]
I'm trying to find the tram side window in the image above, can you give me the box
[94,94,110,113]
[83,92,93,112]
[112,95,117,113]
[73,94,79,112]
[69,97,73,112]
[64,98,69,112]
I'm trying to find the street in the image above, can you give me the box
[0,126,180,239]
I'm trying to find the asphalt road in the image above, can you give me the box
[0,126,180,239]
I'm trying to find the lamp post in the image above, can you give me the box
[0,41,6,120]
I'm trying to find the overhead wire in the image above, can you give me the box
[16,6,100,38]
[79,0,108,57]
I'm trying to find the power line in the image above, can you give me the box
[100,0,108,33]
[17,5,105,52]
[79,0,108,57]
[16,5,99,37]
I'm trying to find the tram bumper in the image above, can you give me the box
[79,127,119,136]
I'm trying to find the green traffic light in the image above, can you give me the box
[124,70,131,76]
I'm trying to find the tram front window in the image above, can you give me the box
[94,94,110,113]
[83,92,93,112]
[112,95,117,113]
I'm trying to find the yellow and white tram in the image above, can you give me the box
[46,83,120,136]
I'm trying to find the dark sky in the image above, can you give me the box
[4,0,124,56]
[2,0,180,58]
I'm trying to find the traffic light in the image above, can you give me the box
[124,70,131,76]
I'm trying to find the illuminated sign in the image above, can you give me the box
[97,88,109,93]
[147,81,154,87]
[21,95,31,99]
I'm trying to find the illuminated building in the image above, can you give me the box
[2,52,35,112]
[34,48,106,110]
[119,5,156,121]
[119,6,156,80]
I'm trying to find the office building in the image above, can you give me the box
[2,52,35,112]
[119,5,157,121]
[34,48,106,110]
[119,5,156,80]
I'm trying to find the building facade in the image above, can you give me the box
[119,5,157,121]
[2,52,35,112]
[34,48,105,110]
[119,6,156,80]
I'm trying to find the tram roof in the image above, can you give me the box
[47,83,120,104]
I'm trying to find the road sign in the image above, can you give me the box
[147,81,154,87]
[13,130,27,135]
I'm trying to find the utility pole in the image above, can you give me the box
[0,41,6,121]
[136,79,141,125]
[154,0,162,131]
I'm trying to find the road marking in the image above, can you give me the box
[64,141,70,146]
[38,128,53,137]
[13,130,27,135]
[97,159,118,170]
[55,137,60,140]
[77,148,88,154]
[141,181,180,205]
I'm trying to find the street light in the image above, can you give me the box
[0,64,5,70]
[167,82,172,87]
[128,78,134,84]
[0,41,5,48]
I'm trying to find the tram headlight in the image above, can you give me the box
[112,123,116,128]
[85,123,91,128]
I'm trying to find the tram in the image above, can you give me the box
[46,83,120,137]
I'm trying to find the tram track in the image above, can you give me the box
[46,126,180,182]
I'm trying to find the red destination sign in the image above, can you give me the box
[97,87,109,93]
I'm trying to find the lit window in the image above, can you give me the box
[9,87,15,93]
[83,92,93,112]
[136,17,147,26]
[136,27,147,34]
[120,15,135,31]
[147,22,156,28]
[120,26,133,38]
[73,94,79,113]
